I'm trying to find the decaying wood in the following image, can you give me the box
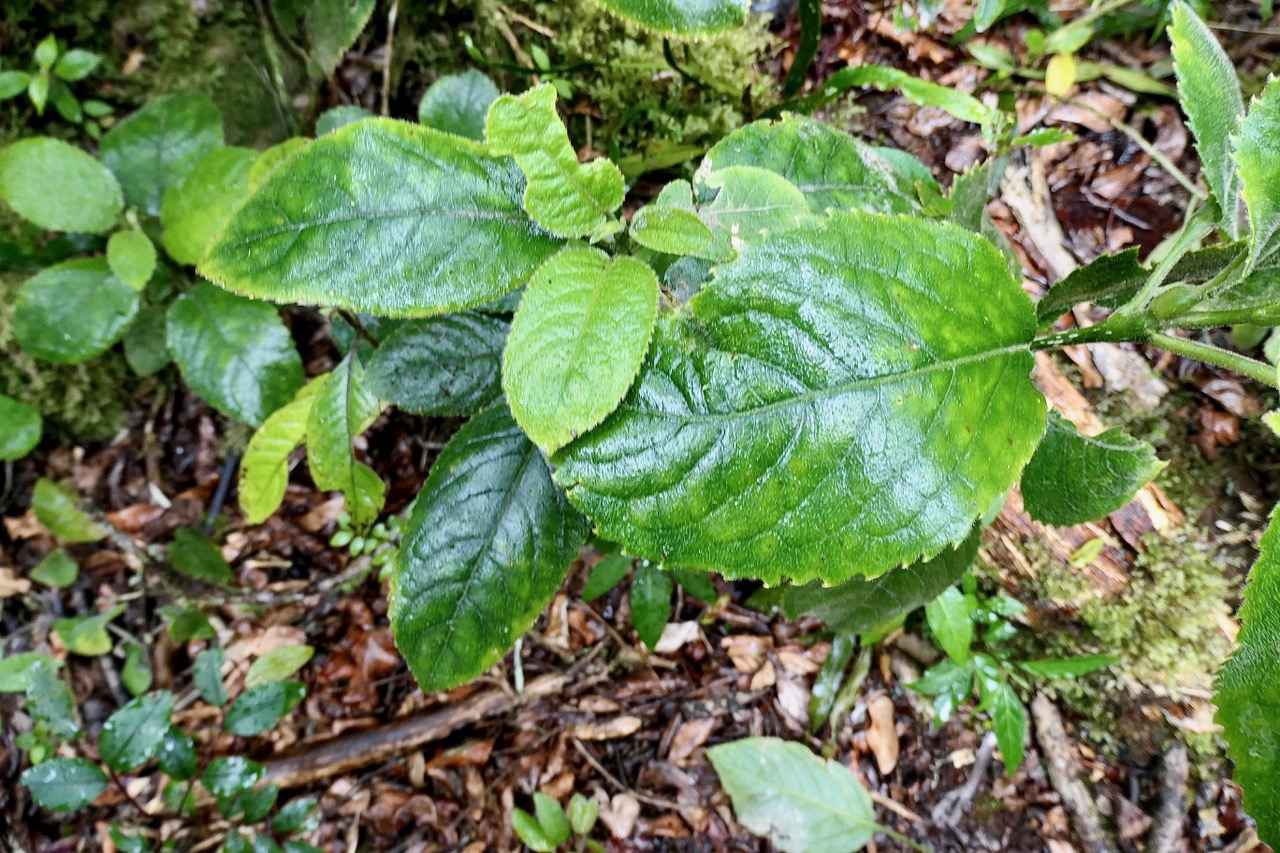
[1032,693,1116,853]
[263,674,565,789]
[1147,744,1189,853]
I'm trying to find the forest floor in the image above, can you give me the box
[3,0,1280,851]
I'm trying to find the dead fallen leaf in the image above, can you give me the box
[572,716,643,741]
[667,717,719,766]
[654,621,702,654]
[866,694,900,774]
[0,567,31,597]
[721,635,772,674]
[599,792,640,839]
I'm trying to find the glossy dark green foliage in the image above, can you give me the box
[99,691,173,772]
[224,682,305,736]
[20,758,108,812]
[15,259,139,364]
[169,527,236,585]
[418,70,499,141]
[390,406,589,691]
[201,756,265,798]
[156,726,198,780]
[365,313,508,416]
[630,562,672,650]
[194,648,228,706]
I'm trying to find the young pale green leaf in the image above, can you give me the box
[568,793,599,836]
[166,283,305,426]
[1020,412,1165,527]
[911,659,973,723]
[54,49,99,81]
[31,549,78,588]
[503,249,659,455]
[21,758,108,812]
[224,682,305,736]
[161,147,256,265]
[793,64,996,127]
[1170,3,1244,237]
[307,0,377,74]
[782,524,982,636]
[107,230,157,290]
[239,376,326,524]
[364,313,507,416]
[486,84,624,241]
[194,648,228,707]
[418,70,499,141]
[925,587,976,664]
[1019,654,1117,679]
[1217,507,1280,843]
[581,552,633,601]
[533,792,572,847]
[628,204,713,255]
[14,258,139,364]
[33,478,106,543]
[390,406,588,692]
[512,809,558,853]
[555,211,1044,586]
[315,105,373,136]
[630,562,672,650]
[157,727,197,780]
[0,653,61,693]
[701,116,926,215]
[26,659,79,737]
[53,607,123,656]
[0,71,32,100]
[101,92,224,216]
[592,0,749,34]
[100,691,173,772]
[200,119,561,317]
[247,138,309,193]
[694,166,808,260]
[979,677,1026,775]
[169,527,236,585]
[708,737,875,853]
[307,354,384,528]
[122,642,152,696]
[0,137,122,233]
[1237,77,1280,271]
[245,645,314,688]
[201,756,265,798]
[0,394,41,460]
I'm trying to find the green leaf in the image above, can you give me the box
[910,658,973,723]
[224,681,305,735]
[306,0,377,75]
[240,377,326,524]
[974,0,1005,31]
[0,653,60,693]
[53,607,123,656]
[200,119,561,317]
[555,211,1044,585]
[791,65,997,128]
[809,633,856,731]
[0,71,31,100]
[946,157,1005,233]
[166,283,305,426]
[245,645,314,688]
[390,405,588,692]
[486,84,624,241]
[21,758,108,812]
[194,647,228,707]
[701,116,926,215]
[101,92,224,216]
[568,793,598,835]
[0,394,41,460]
[1036,248,1143,323]
[306,354,384,527]
[54,48,99,81]
[1020,412,1165,527]
[169,527,236,585]
[164,604,215,643]
[925,587,976,664]
[31,549,79,588]
[978,677,1026,775]
[581,552,632,601]
[629,204,714,255]
[592,0,749,34]
[1217,507,1280,843]
[247,138,309,194]
[34,35,59,69]
[242,785,280,823]
[14,258,140,363]
[161,147,256,265]
[100,691,173,771]
[28,71,49,114]
[223,830,251,853]
[630,561,672,650]
[1238,78,1280,271]
[109,825,151,853]
[123,305,171,376]
[504,248,659,455]
[315,105,373,136]
[0,137,122,233]
[26,659,79,737]
[33,478,106,543]
[201,756,265,798]
[512,809,557,853]
[272,796,320,835]
[708,737,875,853]
[1170,3,1244,237]
[107,230,157,290]
[782,524,982,635]
[122,643,153,696]
[1019,654,1118,679]
[534,792,572,847]
[418,70,499,141]
[364,313,507,416]
[693,166,808,261]
[669,566,718,603]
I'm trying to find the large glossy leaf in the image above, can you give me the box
[364,313,508,416]
[101,92,224,216]
[200,120,562,317]
[390,406,588,692]
[240,377,326,524]
[486,84,624,241]
[1238,78,1280,271]
[166,283,305,426]
[1020,412,1164,527]
[14,259,139,363]
[593,0,749,34]
[503,249,660,455]
[707,737,875,853]
[306,354,384,527]
[701,116,924,215]
[418,70,499,141]
[0,394,41,460]
[781,525,982,635]
[0,137,122,233]
[306,0,376,75]
[555,211,1045,585]
[1217,507,1280,844]
[1170,4,1244,238]
[160,147,256,265]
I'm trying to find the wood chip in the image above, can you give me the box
[571,716,643,741]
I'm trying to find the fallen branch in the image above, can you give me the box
[1031,693,1116,853]
[1147,743,1189,853]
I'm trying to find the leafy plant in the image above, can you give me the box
[511,791,603,852]
[0,34,112,133]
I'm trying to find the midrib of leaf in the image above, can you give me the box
[557,277,613,409]
[213,205,532,250]
[621,342,1030,423]
[728,763,877,831]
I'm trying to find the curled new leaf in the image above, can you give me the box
[240,377,327,524]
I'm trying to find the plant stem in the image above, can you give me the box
[1030,316,1146,350]
[1116,212,1214,316]
[1149,332,1280,388]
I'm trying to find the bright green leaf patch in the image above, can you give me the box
[14,259,139,364]
[169,527,236,585]
[390,406,589,692]
[694,166,808,260]
[240,377,327,524]
[628,204,713,255]
[54,607,123,656]
[926,586,976,663]
[161,146,257,265]
[245,646,314,688]
[33,479,106,543]
[592,0,750,34]
[364,313,508,416]
[1237,77,1280,271]
[0,394,42,460]
[107,230,157,290]
[418,70,499,141]
[0,137,122,233]
[307,354,384,527]
[555,211,1045,585]
[31,549,79,588]
[307,0,377,75]
[201,119,562,316]
[504,248,660,455]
